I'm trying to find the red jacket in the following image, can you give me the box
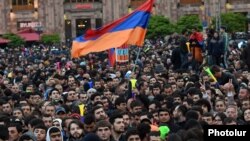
[190,32,203,42]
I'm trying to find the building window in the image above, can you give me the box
[12,0,34,11]
[12,0,34,5]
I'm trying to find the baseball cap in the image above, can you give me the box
[56,107,66,114]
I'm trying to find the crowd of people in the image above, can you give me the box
[0,26,250,141]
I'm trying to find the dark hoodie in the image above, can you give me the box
[82,133,101,141]
[22,131,36,141]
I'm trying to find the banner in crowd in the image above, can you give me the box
[116,47,129,63]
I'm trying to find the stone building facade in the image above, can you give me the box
[0,0,250,42]
[0,0,64,40]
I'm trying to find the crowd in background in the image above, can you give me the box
[0,26,250,141]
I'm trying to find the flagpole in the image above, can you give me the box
[132,47,141,72]
[115,48,117,70]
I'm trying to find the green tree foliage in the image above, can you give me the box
[2,33,25,47]
[176,15,202,33]
[220,12,247,33]
[41,34,60,45]
[147,15,175,39]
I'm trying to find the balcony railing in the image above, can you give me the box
[12,5,35,11]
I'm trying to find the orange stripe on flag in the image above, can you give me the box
[71,27,146,58]
[127,28,147,46]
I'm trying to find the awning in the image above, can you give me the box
[0,37,10,44]
[18,33,40,41]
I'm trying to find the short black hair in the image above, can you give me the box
[195,99,212,112]
[210,65,221,75]
[191,105,203,115]
[114,96,126,107]
[158,108,170,115]
[83,114,95,125]
[137,123,151,139]
[34,124,47,132]
[185,110,199,121]
[19,134,35,141]
[148,100,161,109]
[203,112,213,118]
[62,117,74,128]
[0,125,9,140]
[68,120,84,131]
[8,122,22,133]
[96,120,111,130]
[91,106,103,115]
[125,128,140,141]
[90,93,100,101]
[109,113,123,125]
[176,105,188,116]
[29,118,45,128]
[130,100,143,109]
[49,126,61,135]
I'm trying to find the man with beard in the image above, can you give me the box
[92,106,108,122]
[67,120,84,141]
[109,113,125,141]
[172,105,187,128]
[94,79,104,93]
[96,120,113,141]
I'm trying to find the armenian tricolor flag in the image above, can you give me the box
[71,0,154,58]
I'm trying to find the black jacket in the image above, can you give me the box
[241,45,250,70]
[217,72,239,92]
